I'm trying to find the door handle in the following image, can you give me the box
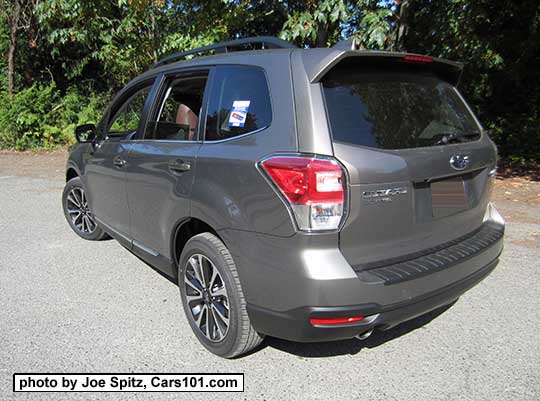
[168,160,191,173]
[113,157,127,168]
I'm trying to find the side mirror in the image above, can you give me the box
[75,124,97,143]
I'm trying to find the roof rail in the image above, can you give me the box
[153,36,297,68]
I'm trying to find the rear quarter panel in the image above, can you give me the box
[191,54,298,237]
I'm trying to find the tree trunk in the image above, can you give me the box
[396,0,410,51]
[7,0,21,102]
[151,7,158,64]
[24,6,37,85]
[316,22,329,48]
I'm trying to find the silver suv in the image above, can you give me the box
[63,37,505,358]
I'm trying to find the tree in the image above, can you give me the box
[280,0,348,47]
[405,0,540,160]
[3,0,35,100]
[0,0,539,160]
[395,0,409,51]
[6,0,21,101]
[280,1,403,50]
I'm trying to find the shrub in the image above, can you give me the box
[0,83,108,150]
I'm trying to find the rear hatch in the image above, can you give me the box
[320,55,497,269]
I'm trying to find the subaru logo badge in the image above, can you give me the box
[450,154,470,171]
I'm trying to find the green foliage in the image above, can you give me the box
[0,84,107,150]
[0,84,59,150]
[280,0,349,46]
[280,0,397,49]
[405,0,540,161]
[0,0,538,161]
[341,0,397,50]
[354,6,394,49]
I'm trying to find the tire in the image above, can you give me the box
[62,177,108,241]
[178,233,264,358]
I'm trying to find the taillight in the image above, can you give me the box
[259,155,346,231]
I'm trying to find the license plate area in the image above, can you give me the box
[431,177,469,218]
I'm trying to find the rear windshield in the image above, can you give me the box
[322,71,481,149]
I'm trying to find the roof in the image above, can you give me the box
[133,37,464,86]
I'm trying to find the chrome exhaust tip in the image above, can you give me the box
[355,329,374,341]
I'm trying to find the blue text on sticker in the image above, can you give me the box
[228,100,251,127]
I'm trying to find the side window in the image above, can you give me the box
[205,66,271,141]
[108,85,152,134]
[145,72,209,141]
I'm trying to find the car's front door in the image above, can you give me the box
[85,79,156,241]
[124,69,210,270]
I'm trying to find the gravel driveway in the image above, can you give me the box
[1,151,539,400]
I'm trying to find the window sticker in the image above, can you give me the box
[228,100,251,127]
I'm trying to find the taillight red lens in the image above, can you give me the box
[260,155,346,231]
[310,316,365,326]
[402,54,433,63]
[260,156,344,205]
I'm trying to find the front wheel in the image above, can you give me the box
[62,177,107,241]
[178,233,264,358]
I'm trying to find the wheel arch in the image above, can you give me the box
[66,168,78,182]
[172,217,224,267]
[66,163,80,182]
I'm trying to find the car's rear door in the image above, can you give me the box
[124,69,211,271]
[319,57,498,269]
[85,79,157,242]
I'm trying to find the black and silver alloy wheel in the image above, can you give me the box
[66,187,96,234]
[184,254,230,342]
[62,176,107,241]
[178,233,264,358]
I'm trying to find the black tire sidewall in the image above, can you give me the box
[178,235,243,357]
[62,177,105,241]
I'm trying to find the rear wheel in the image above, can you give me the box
[62,177,107,241]
[178,233,264,358]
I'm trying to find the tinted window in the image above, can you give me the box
[146,72,208,141]
[205,66,271,141]
[322,71,480,149]
[109,86,151,134]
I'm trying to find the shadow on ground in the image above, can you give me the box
[262,303,455,358]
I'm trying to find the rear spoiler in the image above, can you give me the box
[301,49,464,86]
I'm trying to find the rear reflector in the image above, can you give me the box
[402,54,433,63]
[310,316,364,326]
[259,155,346,231]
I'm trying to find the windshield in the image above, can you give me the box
[322,72,481,150]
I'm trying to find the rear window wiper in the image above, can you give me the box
[435,132,480,145]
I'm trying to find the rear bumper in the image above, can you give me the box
[247,256,499,342]
[219,210,504,343]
